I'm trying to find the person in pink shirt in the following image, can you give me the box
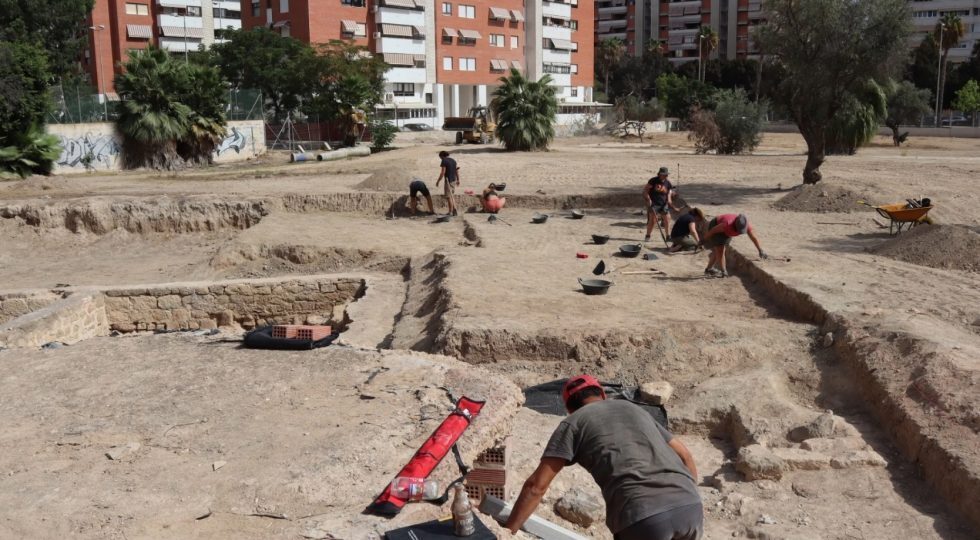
[701,213,767,277]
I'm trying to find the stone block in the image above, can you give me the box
[253,285,271,295]
[318,282,338,293]
[736,445,785,481]
[830,450,887,469]
[554,489,603,528]
[800,437,868,454]
[131,296,158,313]
[787,412,835,442]
[172,309,192,322]
[638,381,674,405]
[111,322,137,333]
[157,295,182,310]
[208,285,225,294]
[770,447,831,471]
[198,319,217,330]
[194,287,210,295]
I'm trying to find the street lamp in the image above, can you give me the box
[89,24,108,121]
[182,9,189,62]
[697,33,708,82]
[935,22,945,126]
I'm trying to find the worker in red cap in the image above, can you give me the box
[506,375,703,540]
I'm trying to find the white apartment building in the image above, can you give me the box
[156,0,242,54]
[909,1,980,62]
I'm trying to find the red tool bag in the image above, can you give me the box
[367,396,485,516]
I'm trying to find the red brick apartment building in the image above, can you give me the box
[243,0,597,128]
[595,0,764,62]
[84,0,243,95]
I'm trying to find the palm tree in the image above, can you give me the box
[491,69,558,151]
[115,47,193,170]
[826,80,887,155]
[596,38,626,97]
[935,14,965,122]
[697,26,719,82]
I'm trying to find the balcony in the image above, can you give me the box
[597,5,627,15]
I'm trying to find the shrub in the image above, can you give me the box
[369,119,397,151]
[491,68,557,151]
[0,125,62,179]
[688,89,766,154]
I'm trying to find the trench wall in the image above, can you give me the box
[0,293,108,348]
[101,277,364,332]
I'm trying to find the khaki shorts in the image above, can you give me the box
[671,235,697,249]
[443,180,457,195]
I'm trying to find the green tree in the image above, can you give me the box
[596,38,626,98]
[0,0,95,81]
[115,47,227,170]
[209,28,318,119]
[0,41,52,140]
[614,95,664,141]
[884,80,931,145]
[305,42,388,146]
[952,79,980,126]
[755,0,911,183]
[655,73,716,119]
[934,14,966,119]
[825,81,887,155]
[491,68,557,151]
[0,125,61,179]
[608,51,673,102]
[905,35,938,95]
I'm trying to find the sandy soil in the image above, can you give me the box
[1,130,979,538]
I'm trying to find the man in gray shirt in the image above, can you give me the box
[506,375,703,540]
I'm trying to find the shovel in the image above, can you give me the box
[488,214,512,226]
[655,216,669,246]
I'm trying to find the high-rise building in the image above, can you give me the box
[83,0,243,95]
[908,2,980,63]
[595,0,764,62]
[241,0,596,128]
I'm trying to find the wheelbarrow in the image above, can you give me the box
[865,201,934,235]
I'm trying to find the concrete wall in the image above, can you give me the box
[48,119,267,174]
[0,293,109,349]
[101,276,364,332]
[763,122,980,139]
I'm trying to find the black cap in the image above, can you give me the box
[658,167,669,175]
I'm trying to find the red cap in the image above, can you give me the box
[561,375,606,409]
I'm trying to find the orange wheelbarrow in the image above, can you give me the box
[862,200,934,235]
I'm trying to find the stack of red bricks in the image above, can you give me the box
[465,439,509,502]
[272,325,332,341]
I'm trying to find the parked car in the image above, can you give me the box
[400,123,433,132]
[941,115,970,126]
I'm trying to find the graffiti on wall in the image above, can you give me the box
[57,133,121,170]
[216,127,250,156]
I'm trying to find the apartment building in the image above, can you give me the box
[908,1,980,62]
[596,0,763,62]
[84,0,242,95]
[242,0,595,128]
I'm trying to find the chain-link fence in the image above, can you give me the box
[46,86,264,124]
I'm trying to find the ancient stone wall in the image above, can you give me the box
[0,293,109,348]
[102,277,365,332]
[0,292,61,325]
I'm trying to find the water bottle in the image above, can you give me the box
[451,483,476,536]
[390,477,440,502]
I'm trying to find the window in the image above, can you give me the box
[252,0,260,16]
[457,4,475,18]
[510,35,518,48]
[425,92,433,104]
[280,0,289,14]
[569,19,578,30]
[542,63,571,74]
[214,8,242,19]
[442,2,452,14]
[186,6,201,16]
[571,41,578,51]
[458,57,475,71]
[442,34,453,44]
[571,87,578,97]
[125,3,149,15]
[571,64,578,73]
[355,22,366,36]
[443,56,453,70]
[392,83,414,96]
[489,34,504,47]
[342,0,366,4]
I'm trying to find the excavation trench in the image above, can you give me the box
[383,247,976,535]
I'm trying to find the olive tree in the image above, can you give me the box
[756,0,911,183]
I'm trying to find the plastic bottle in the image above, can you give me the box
[451,483,476,537]
[389,477,441,502]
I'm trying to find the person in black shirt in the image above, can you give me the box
[644,167,679,242]
[436,150,460,216]
[669,207,705,253]
[408,178,434,216]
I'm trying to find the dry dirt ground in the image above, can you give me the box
[1,131,978,539]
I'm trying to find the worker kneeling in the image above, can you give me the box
[481,183,506,214]
[506,375,703,540]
